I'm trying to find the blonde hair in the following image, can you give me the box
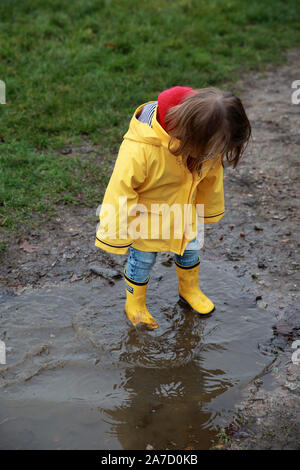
[165,87,251,173]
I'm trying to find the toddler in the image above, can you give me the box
[95,86,251,330]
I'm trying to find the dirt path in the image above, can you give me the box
[0,50,299,450]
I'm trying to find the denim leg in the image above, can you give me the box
[185,236,201,251]
[174,242,200,267]
[125,247,157,283]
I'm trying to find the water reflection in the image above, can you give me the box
[103,305,231,450]
[104,363,231,450]
[0,260,274,449]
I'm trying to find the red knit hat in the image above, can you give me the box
[157,86,197,132]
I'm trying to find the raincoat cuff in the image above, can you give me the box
[95,237,133,254]
[198,211,225,224]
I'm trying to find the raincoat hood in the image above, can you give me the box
[123,102,181,151]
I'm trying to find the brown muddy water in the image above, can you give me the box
[0,258,275,450]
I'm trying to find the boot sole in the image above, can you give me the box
[179,295,215,316]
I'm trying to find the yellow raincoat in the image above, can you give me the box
[95,102,225,255]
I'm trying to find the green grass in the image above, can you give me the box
[0,141,109,230]
[0,0,300,230]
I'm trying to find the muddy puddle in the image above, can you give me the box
[0,258,275,450]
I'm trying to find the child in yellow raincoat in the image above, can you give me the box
[95,86,251,330]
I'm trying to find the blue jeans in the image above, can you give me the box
[125,238,200,283]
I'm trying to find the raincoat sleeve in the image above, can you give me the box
[195,160,225,223]
[95,141,147,254]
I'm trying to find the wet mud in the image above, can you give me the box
[0,260,274,449]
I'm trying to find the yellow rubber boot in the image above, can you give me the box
[175,258,215,315]
[124,270,158,330]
